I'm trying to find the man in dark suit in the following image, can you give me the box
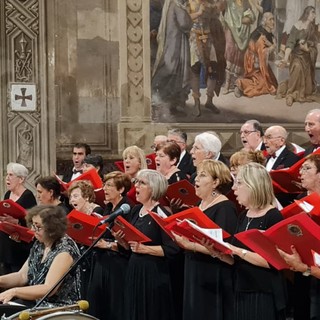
[304,109,320,157]
[264,125,301,171]
[62,143,91,182]
[264,125,300,207]
[167,128,196,178]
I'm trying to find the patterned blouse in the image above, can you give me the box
[27,235,81,307]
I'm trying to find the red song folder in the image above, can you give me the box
[0,222,34,243]
[281,192,320,224]
[148,207,230,239]
[165,219,232,254]
[94,188,106,209]
[112,216,151,243]
[67,209,107,246]
[165,180,200,206]
[54,169,103,192]
[270,149,320,194]
[235,213,320,270]
[0,199,27,219]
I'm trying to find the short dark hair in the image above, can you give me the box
[156,141,181,166]
[167,128,187,143]
[35,176,61,200]
[73,143,91,156]
[26,205,67,243]
[246,120,264,136]
[84,154,104,176]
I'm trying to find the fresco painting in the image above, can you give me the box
[150,0,320,124]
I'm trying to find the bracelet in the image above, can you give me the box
[241,249,248,259]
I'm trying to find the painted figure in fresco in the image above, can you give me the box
[235,12,277,98]
[222,0,255,94]
[277,6,320,106]
[188,0,226,116]
[150,0,165,69]
[152,0,193,114]
[278,0,314,58]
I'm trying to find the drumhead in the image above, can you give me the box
[38,311,98,320]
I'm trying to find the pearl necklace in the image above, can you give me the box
[199,194,222,211]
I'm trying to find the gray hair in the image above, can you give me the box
[136,169,168,201]
[7,162,28,179]
[194,132,222,158]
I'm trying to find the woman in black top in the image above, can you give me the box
[207,163,287,320]
[87,171,134,320]
[1,162,36,274]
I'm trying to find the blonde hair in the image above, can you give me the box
[123,146,147,170]
[237,162,275,209]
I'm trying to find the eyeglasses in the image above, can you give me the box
[31,224,43,232]
[264,135,282,140]
[131,178,148,186]
[239,130,256,136]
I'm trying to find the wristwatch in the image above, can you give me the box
[302,266,311,277]
[241,249,248,259]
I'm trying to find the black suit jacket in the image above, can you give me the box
[268,147,300,170]
[268,147,301,207]
[304,145,316,157]
[178,151,196,177]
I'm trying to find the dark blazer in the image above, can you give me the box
[267,147,300,170]
[268,147,301,207]
[178,151,196,177]
[304,145,316,157]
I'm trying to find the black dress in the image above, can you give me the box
[87,197,133,320]
[183,200,238,320]
[0,190,36,273]
[233,208,287,320]
[124,204,179,320]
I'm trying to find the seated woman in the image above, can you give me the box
[0,205,81,307]
[35,176,70,214]
[277,6,319,106]
[155,141,187,184]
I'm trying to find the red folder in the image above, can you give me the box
[270,149,320,194]
[112,216,151,243]
[148,207,230,239]
[281,192,320,223]
[94,188,106,209]
[54,169,103,192]
[0,200,26,219]
[0,222,34,243]
[67,209,107,246]
[235,213,320,270]
[165,219,232,254]
[165,180,200,206]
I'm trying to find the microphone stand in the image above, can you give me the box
[32,221,115,310]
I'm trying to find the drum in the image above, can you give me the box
[38,311,98,319]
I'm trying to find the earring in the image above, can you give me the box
[212,190,217,198]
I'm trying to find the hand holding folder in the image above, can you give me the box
[281,192,320,224]
[112,216,151,243]
[67,210,107,246]
[0,200,26,220]
[164,180,200,207]
[165,219,232,254]
[148,207,230,240]
[270,149,320,194]
[54,169,103,192]
[235,213,320,270]
[0,222,34,243]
